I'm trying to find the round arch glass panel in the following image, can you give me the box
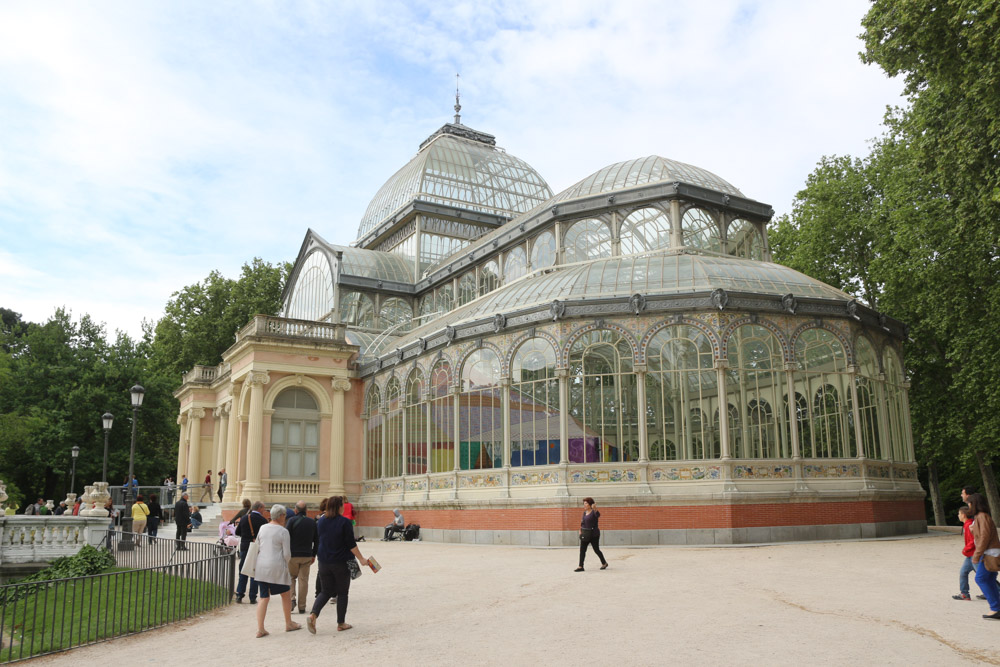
[364,384,382,479]
[620,207,672,256]
[681,207,721,253]
[503,246,527,284]
[286,251,334,321]
[510,338,560,466]
[530,231,556,269]
[855,337,883,459]
[460,349,503,469]
[479,260,500,296]
[379,297,413,333]
[727,218,764,260]
[726,325,788,458]
[429,360,453,473]
[563,219,611,264]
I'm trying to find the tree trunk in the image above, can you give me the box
[975,450,1000,516]
[928,461,946,526]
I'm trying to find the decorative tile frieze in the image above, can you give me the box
[803,464,861,479]
[893,465,917,480]
[866,463,891,479]
[406,478,428,491]
[568,468,639,483]
[650,465,721,481]
[733,464,793,479]
[429,475,455,490]
[510,471,560,486]
[458,473,504,488]
[362,482,382,495]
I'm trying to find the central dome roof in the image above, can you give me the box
[357,124,553,241]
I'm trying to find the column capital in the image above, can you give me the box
[784,362,798,372]
[177,413,188,426]
[190,408,206,420]
[248,370,270,386]
[331,376,352,393]
[714,359,729,370]
[555,367,570,379]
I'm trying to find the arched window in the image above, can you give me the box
[784,392,810,457]
[383,377,404,477]
[341,292,375,328]
[646,325,717,461]
[418,294,436,325]
[503,246,527,283]
[436,284,453,314]
[286,250,334,321]
[681,207,721,253]
[460,349,503,470]
[620,207,672,255]
[458,272,477,307]
[429,361,453,473]
[726,218,764,260]
[511,338,560,466]
[479,260,500,296]
[405,370,425,474]
[531,231,556,269]
[563,219,611,263]
[568,330,637,463]
[794,328,853,457]
[883,348,911,462]
[855,337,882,459]
[726,325,787,458]
[380,298,413,334]
[270,387,320,479]
[364,384,382,479]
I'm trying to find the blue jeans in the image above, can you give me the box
[236,547,258,601]
[974,560,1000,612]
[960,556,976,596]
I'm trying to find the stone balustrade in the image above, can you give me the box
[236,315,346,344]
[0,517,110,565]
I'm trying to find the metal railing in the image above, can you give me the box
[0,531,236,663]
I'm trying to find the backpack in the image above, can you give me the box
[403,523,420,541]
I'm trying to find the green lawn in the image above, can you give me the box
[1,566,229,662]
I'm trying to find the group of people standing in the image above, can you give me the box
[954,486,1000,620]
[232,495,371,638]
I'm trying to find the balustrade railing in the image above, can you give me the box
[236,315,346,344]
[0,518,109,566]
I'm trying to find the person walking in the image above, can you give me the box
[252,504,302,637]
[218,469,228,502]
[200,470,213,503]
[968,493,1000,619]
[343,496,360,540]
[130,494,150,542]
[180,474,188,494]
[174,493,191,551]
[307,496,370,634]
[287,501,318,614]
[164,477,175,504]
[235,501,268,604]
[575,497,608,572]
[147,493,163,543]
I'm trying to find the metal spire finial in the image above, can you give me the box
[453,73,462,125]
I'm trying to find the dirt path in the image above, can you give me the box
[32,532,1000,666]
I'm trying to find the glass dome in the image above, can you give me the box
[357,129,553,241]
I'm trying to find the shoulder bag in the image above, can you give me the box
[240,517,260,577]
[346,557,362,580]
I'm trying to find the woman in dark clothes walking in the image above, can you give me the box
[307,496,370,633]
[575,497,608,572]
[146,493,163,543]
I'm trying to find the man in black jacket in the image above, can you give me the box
[286,501,318,613]
[234,501,267,603]
[174,493,191,551]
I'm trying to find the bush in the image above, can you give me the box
[0,545,114,604]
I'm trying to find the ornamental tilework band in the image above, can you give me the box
[866,464,891,479]
[569,469,639,484]
[733,465,793,480]
[406,478,429,491]
[384,480,403,493]
[458,474,504,488]
[893,466,918,480]
[362,482,383,495]
[650,466,721,481]
[429,475,455,490]
[803,464,861,479]
[510,471,560,485]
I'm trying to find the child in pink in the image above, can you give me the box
[953,505,976,600]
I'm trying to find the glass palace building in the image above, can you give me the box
[174,119,926,544]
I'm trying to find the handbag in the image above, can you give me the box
[580,528,593,541]
[984,554,1000,573]
[346,558,362,580]
[239,516,260,577]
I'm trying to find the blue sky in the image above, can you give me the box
[0,1,904,339]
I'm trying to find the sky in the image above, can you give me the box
[0,0,905,340]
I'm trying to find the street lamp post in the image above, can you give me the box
[70,445,80,495]
[119,385,144,550]
[101,412,114,483]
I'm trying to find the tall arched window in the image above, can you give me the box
[531,231,556,269]
[384,377,403,477]
[884,348,910,462]
[380,298,413,334]
[341,291,375,328]
[479,261,500,296]
[726,218,764,260]
[460,349,503,469]
[681,207,722,253]
[568,330,638,463]
[511,338,560,466]
[458,272,477,307]
[855,337,882,459]
[270,388,320,479]
[503,246,527,283]
[646,325,718,461]
[563,219,611,263]
[405,370,425,474]
[726,325,787,458]
[286,251,334,321]
[429,361,453,473]
[418,294,436,325]
[436,284,454,314]
[794,328,853,457]
[364,384,382,479]
[620,207,672,255]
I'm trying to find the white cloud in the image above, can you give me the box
[0,0,903,338]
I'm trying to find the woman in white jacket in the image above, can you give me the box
[253,504,302,637]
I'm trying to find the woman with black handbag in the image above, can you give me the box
[308,496,370,634]
[575,497,608,572]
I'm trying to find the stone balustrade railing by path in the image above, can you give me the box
[0,516,110,565]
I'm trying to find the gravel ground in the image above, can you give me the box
[31,530,1000,666]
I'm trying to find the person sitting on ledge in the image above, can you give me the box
[383,509,404,541]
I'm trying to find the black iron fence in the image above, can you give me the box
[0,531,236,663]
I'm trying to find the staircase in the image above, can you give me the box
[187,503,225,540]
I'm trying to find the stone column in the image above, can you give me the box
[216,404,230,485]
[176,412,188,482]
[670,199,683,249]
[224,391,241,502]
[635,365,648,462]
[243,371,270,498]
[557,368,569,464]
[328,377,351,495]
[501,378,511,468]
[716,361,731,460]
[186,408,205,487]
[424,391,433,475]
[452,386,462,471]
